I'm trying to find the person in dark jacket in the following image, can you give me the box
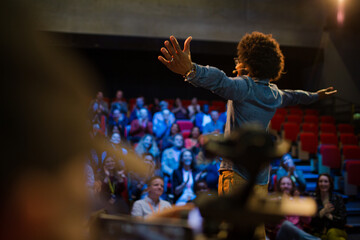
[311,173,347,240]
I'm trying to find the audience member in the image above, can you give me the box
[185,126,202,155]
[276,153,306,193]
[134,134,160,165]
[161,134,185,177]
[150,97,161,116]
[97,154,129,214]
[161,123,181,150]
[194,104,211,132]
[172,149,201,205]
[128,153,156,201]
[108,108,129,137]
[129,97,152,123]
[153,108,176,140]
[129,108,153,143]
[131,176,172,218]
[266,176,319,240]
[187,97,201,121]
[110,90,128,113]
[171,97,188,119]
[311,174,347,240]
[203,110,225,134]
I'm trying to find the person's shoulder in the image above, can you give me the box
[160,199,172,207]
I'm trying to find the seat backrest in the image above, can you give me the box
[300,132,318,154]
[287,114,302,124]
[320,145,341,168]
[176,120,194,131]
[320,123,337,134]
[320,115,335,124]
[303,115,319,125]
[345,160,360,185]
[320,133,338,145]
[270,114,285,132]
[340,133,358,146]
[343,145,360,160]
[283,122,300,141]
[337,124,354,134]
[302,123,318,134]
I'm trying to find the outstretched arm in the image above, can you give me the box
[280,87,337,107]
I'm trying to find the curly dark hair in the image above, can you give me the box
[237,32,284,81]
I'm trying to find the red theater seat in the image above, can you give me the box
[303,115,319,125]
[340,133,358,146]
[289,108,303,115]
[346,160,360,185]
[342,145,360,160]
[320,133,338,145]
[270,114,285,132]
[300,132,318,154]
[320,145,341,169]
[305,109,319,116]
[283,122,300,142]
[301,123,318,135]
[276,108,287,115]
[320,115,335,124]
[320,123,337,134]
[287,114,302,124]
[176,120,194,132]
[337,124,354,134]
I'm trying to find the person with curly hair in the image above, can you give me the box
[158,32,337,239]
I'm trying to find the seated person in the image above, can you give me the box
[276,153,306,193]
[194,104,211,132]
[97,154,129,214]
[131,176,172,218]
[161,123,181,150]
[153,101,176,139]
[161,134,185,177]
[311,174,347,240]
[266,176,319,240]
[202,110,225,134]
[184,126,202,155]
[172,149,201,206]
[134,134,160,167]
[171,97,188,120]
[129,108,153,143]
[110,90,128,113]
[108,108,128,138]
[129,97,152,123]
[187,97,201,122]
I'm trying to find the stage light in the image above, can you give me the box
[337,0,345,25]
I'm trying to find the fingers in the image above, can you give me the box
[183,36,192,53]
[170,36,182,54]
[165,40,176,57]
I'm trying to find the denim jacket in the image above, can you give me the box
[186,64,319,184]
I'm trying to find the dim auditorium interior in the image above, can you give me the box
[8,0,360,240]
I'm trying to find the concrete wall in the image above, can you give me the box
[34,0,327,47]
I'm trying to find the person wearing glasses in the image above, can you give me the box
[158,32,337,239]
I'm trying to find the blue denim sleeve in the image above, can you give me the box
[279,89,319,107]
[186,64,251,101]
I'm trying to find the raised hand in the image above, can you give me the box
[158,36,193,76]
[317,87,337,99]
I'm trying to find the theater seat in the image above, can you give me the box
[344,160,360,195]
[342,145,360,160]
[270,114,285,132]
[338,123,354,134]
[320,115,335,124]
[299,132,318,160]
[287,114,302,124]
[340,133,358,146]
[303,115,319,125]
[320,145,341,169]
[320,123,337,134]
[176,120,194,132]
[283,122,300,142]
[301,123,318,135]
[320,133,338,146]
[181,130,191,139]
